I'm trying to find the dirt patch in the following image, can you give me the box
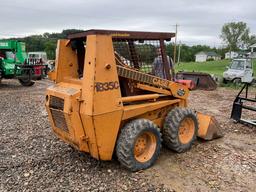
[145,88,256,192]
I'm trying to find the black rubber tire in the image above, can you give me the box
[18,79,35,86]
[163,107,198,153]
[116,119,162,172]
[0,69,2,79]
[0,69,2,84]
[223,78,228,84]
[232,78,241,85]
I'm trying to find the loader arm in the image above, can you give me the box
[116,62,189,100]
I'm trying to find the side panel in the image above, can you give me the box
[80,35,123,160]
[93,111,123,160]
[92,35,123,115]
[46,83,89,152]
[79,35,99,159]
[55,40,79,83]
[16,42,27,63]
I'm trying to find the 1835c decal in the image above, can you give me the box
[95,81,119,92]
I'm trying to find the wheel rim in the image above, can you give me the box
[178,117,195,144]
[134,131,157,163]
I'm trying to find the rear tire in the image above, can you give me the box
[163,108,198,153]
[18,79,35,86]
[232,78,241,85]
[116,119,161,172]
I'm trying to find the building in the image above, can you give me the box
[225,51,238,59]
[249,43,256,58]
[195,51,221,62]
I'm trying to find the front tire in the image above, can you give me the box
[116,119,162,172]
[163,108,198,153]
[223,78,228,84]
[0,69,2,84]
[18,79,35,86]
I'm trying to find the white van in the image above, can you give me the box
[223,58,254,83]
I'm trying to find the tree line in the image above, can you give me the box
[6,29,225,62]
[3,21,255,61]
[8,29,84,60]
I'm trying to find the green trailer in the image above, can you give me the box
[0,40,47,86]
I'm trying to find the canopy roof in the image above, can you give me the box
[68,29,175,41]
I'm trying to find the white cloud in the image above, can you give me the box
[0,0,255,46]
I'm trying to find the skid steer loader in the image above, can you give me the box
[45,30,221,171]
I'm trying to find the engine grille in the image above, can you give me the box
[50,109,69,132]
[49,96,64,110]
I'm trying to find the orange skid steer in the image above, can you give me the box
[46,30,222,171]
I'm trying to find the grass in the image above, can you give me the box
[175,59,256,77]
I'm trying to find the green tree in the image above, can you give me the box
[220,22,251,51]
[167,44,212,62]
[44,41,56,60]
[248,35,256,46]
[136,44,156,63]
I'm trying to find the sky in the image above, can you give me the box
[0,0,255,47]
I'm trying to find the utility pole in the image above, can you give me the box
[177,41,181,64]
[173,24,179,65]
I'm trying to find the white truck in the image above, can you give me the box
[223,58,254,83]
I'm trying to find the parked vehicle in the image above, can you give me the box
[0,40,47,86]
[45,29,222,171]
[27,52,48,80]
[223,58,254,83]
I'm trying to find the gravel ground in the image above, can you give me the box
[0,79,171,192]
[0,79,255,192]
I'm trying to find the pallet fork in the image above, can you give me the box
[231,83,256,126]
